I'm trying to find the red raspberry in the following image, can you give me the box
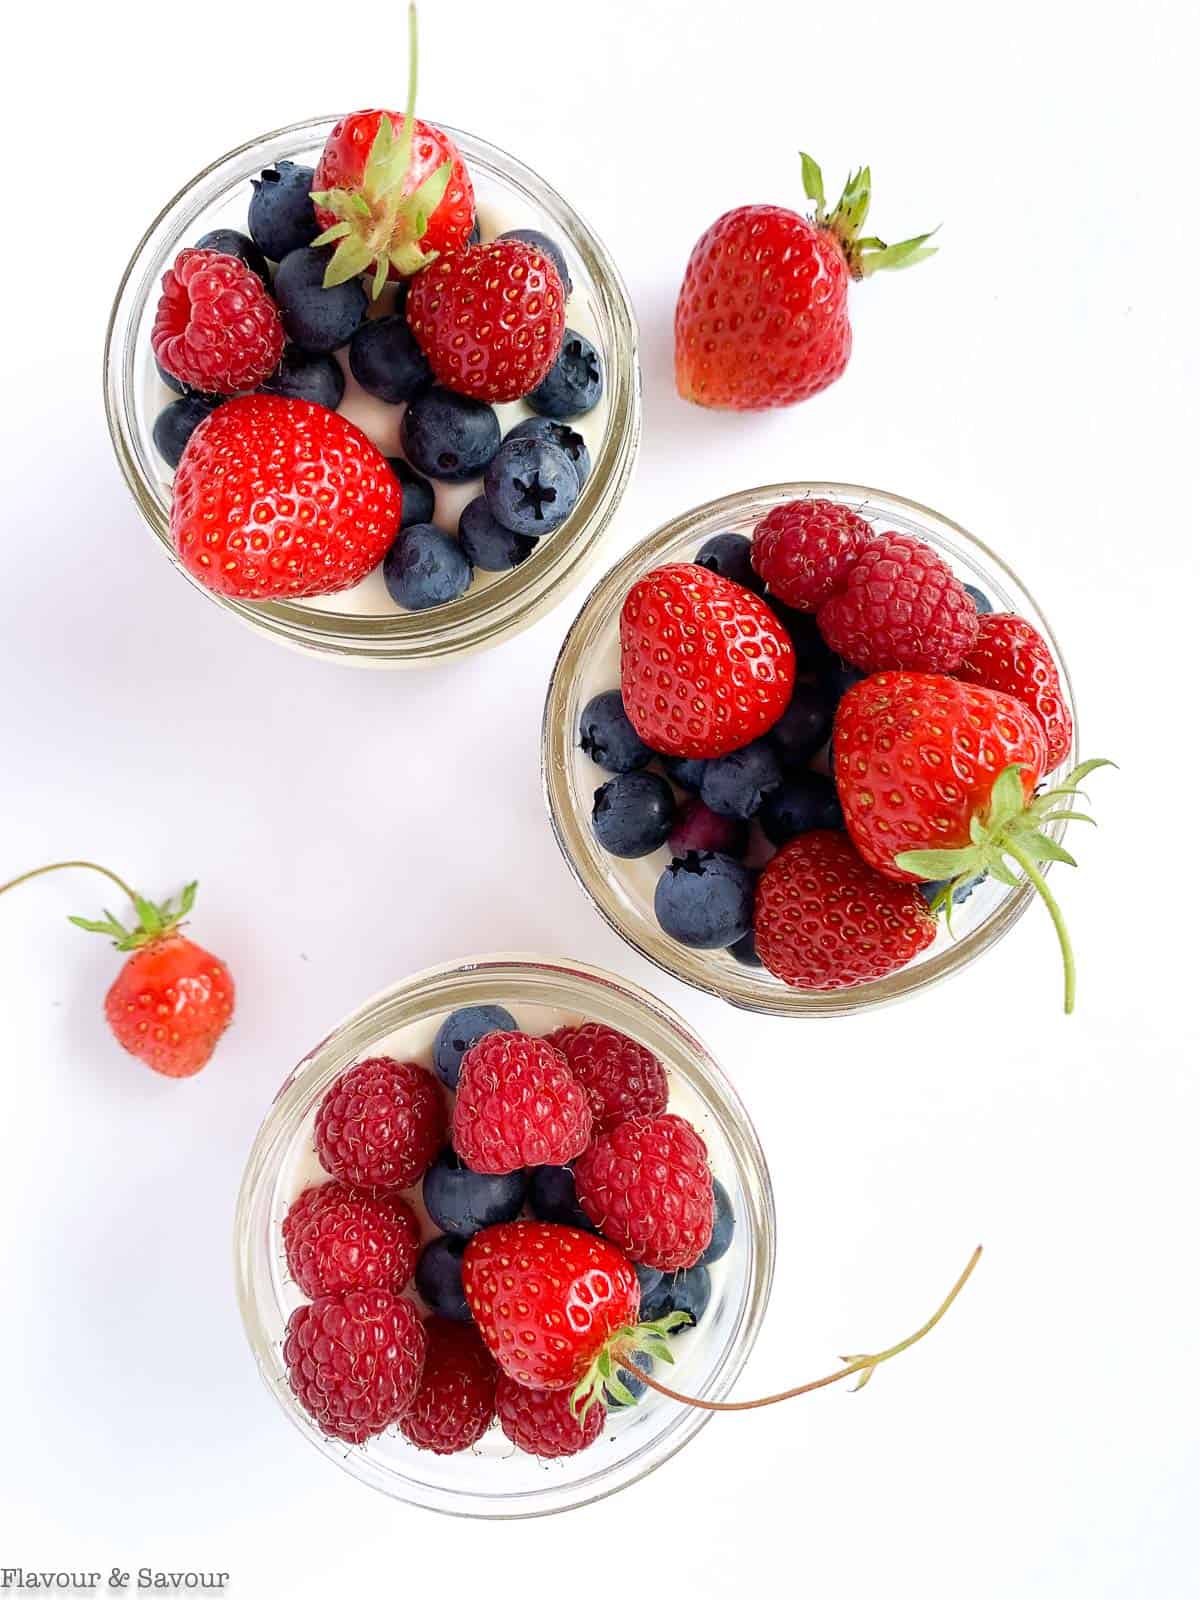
[544,1024,668,1133]
[495,1374,604,1459]
[282,1181,421,1299]
[151,248,283,395]
[452,1032,592,1174]
[955,612,1073,769]
[283,1288,427,1444]
[575,1114,714,1271]
[754,830,936,989]
[398,1319,498,1455]
[314,1057,446,1190]
[751,498,876,611]
[817,533,980,672]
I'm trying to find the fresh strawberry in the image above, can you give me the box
[543,1023,668,1133]
[170,395,400,599]
[834,671,1110,1011]
[406,241,566,402]
[283,1288,426,1443]
[817,533,979,672]
[282,1182,421,1299]
[496,1375,604,1458]
[452,1031,591,1174]
[309,9,474,293]
[315,1056,446,1190]
[754,830,936,991]
[751,498,875,612]
[956,613,1073,769]
[575,1114,714,1271]
[675,154,936,410]
[620,564,796,759]
[151,248,283,395]
[398,1319,498,1455]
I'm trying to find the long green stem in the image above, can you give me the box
[622,1244,982,1412]
[1005,838,1076,1014]
[0,860,138,907]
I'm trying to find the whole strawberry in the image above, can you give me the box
[496,1375,604,1459]
[544,1023,668,1133]
[675,155,936,410]
[406,241,566,402]
[282,1182,421,1299]
[956,613,1073,769]
[152,248,283,395]
[754,830,936,991]
[399,1319,498,1455]
[620,564,796,758]
[751,498,875,612]
[310,9,474,292]
[315,1056,446,1189]
[575,1114,714,1271]
[170,395,400,599]
[452,1031,591,1174]
[283,1288,427,1444]
[817,533,979,672]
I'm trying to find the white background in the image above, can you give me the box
[1,0,1196,1593]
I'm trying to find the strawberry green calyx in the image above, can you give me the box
[310,5,452,294]
[896,758,1115,1015]
[570,1312,690,1420]
[800,151,939,280]
[0,860,198,952]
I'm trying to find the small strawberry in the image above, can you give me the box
[170,395,400,599]
[754,830,936,991]
[750,498,876,612]
[834,671,1111,1011]
[282,1182,421,1300]
[620,564,796,759]
[675,154,936,410]
[151,247,284,395]
[956,613,1073,770]
[283,1288,427,1444]
[452,1031,592,1174]
[399,1319,498,1455]
[406,241,566,402]
[0,860,234,1078]
[817,533,979,672]
[315,1057,446,1190]
[543,1023,669,1133]
[574,1114,714,1271]
[496,1375,604,1458]
[309,7,474,294]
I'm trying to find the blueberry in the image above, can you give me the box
[348,314,432,403]
[458,496,537,571]
[694,532,763,594]
[964,582,993,614]
[698,1179,734,1266]
[383,524,473,611]
[760,772,844,845]
[579,690,652,773]
[592,771,675,858]
[402,386,500,482]
[919,872,986,907]
[484,436,579,535]
[654,852,755,948]
[821,655,868,704]
[699,739,782,820]
[152,396,221,468]
[633,1261,663,1306]
[496,227,573,296]
[194,227,271,287]
[728,927,762,967]
[247,161,320,260]
[504,417,590,487]
[423,1147,527,1237]
[604,1348,653,1409]
[663,756,708,792]
[528,1164,596,1231]
[433,1004,517,1089]
[385,458,436,528]
[259,347,345,409]
[768,681,835,770]
[415,1235,472,1321]
[273,246,367,352]
[528,329,603,418]
[641,1265,712,1331]
[768,601,831,671]
[668,797,748,858]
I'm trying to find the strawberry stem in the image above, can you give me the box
[0,859,139,905]
[618,1244,982,1411]
[0,861,199,952]
[1003,837,1076,1014]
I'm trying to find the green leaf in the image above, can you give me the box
[605,1374,637,1407]
[800,151,826,213]
[989,859,1020,889]
[371,253,390,300]
[179,882,198,916]
[68,914,122,937]
[987,764,1029,828]
[408,159,453,234]
[1016,833,1079,868]
[323,236,374,288]
[833,165,873,239]
[312,221,353,249]
[894,847,980,879]
[858,230,940,277]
